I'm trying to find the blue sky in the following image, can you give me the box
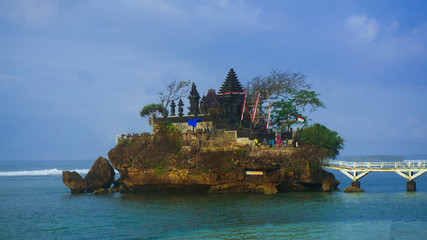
[1,0,426,160]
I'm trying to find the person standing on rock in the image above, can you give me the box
[269,139,275,148]
[254,138,260,149]
[275,136,282,148]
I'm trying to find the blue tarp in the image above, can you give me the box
[187,118,202,128]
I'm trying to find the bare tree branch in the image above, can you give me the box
[158,79,191,110]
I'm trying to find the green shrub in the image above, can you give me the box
[154,161,169,175]
[299,123,344,159]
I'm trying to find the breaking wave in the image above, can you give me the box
[0,169,90,176]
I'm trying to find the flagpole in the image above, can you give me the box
[251,91,260,124]
[265,91,270,130]
[266,102,273,130]
[240,90,247,122]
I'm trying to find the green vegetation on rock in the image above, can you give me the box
[271,89,324,130]
[111,122,182,170]
[109,122,331,175]
[140,103,167,124]
[300,123,344,159]
[107,121,340,194]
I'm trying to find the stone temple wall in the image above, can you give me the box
[173,121,213,133]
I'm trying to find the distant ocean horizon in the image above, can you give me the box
[1,158,427,239]
[2,154,426,177]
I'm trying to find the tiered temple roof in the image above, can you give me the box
[218,68,244,94]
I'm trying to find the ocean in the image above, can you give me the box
[1,159,427,239]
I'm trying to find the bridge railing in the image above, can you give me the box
[326,160,427,169]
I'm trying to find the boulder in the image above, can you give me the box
[84,156,115,192]
[298,164,340,191]
[62,171,86,194]
[322,177,340,192]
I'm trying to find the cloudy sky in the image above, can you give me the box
[1,0,426,160]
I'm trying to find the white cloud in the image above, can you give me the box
[117,0,263,32]
[346,14,379,43]
[370,22,427,61]
[375,33,425,60]
[385,21,399,35]
[0,0,57,27]
[193,1,263,31]
[344,14,427,61]
[122,0,184,16]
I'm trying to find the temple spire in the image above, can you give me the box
[218,68,244,94]
[188,83,200,115]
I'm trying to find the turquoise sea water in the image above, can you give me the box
[1,160,427,239]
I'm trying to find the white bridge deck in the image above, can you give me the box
[325,160,427,182]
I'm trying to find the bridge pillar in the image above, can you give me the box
[351,181,360,188]
[344,181,364,193]
[407,181,416,192]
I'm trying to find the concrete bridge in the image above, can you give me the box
[325,160,427,191]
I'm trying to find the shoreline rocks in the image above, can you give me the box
[63,144,341,195]
[109,162,340,195]
[84,157,115,192]
[62,171,86,194]
[62,156,115,194]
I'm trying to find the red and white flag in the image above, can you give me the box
[251,92,260,124]
[297,116,305,122]
[266,102,273,129]
[240,90,247,121]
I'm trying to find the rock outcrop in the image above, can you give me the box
[62,171,86,194]
[298,163,340,192]
[84,156,115,192]
[62,156,115,194]
[322,177,339,192]
[108,137,340,195]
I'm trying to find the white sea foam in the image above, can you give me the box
[0,168,90,176]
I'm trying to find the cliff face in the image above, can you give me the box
[108,132,339,194]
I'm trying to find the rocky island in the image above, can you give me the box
[107,123,339,194]
[63,68,343,194]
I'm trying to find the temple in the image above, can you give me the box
[216,68,246,127]
[153,68,296,146]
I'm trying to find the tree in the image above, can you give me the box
[246,70,310,106]
[271,89,324,130]
[158,79,191,111]
[245,70,324,129]
[299,123,344,159]
[270,99,299,130]
[140,103,166,124]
